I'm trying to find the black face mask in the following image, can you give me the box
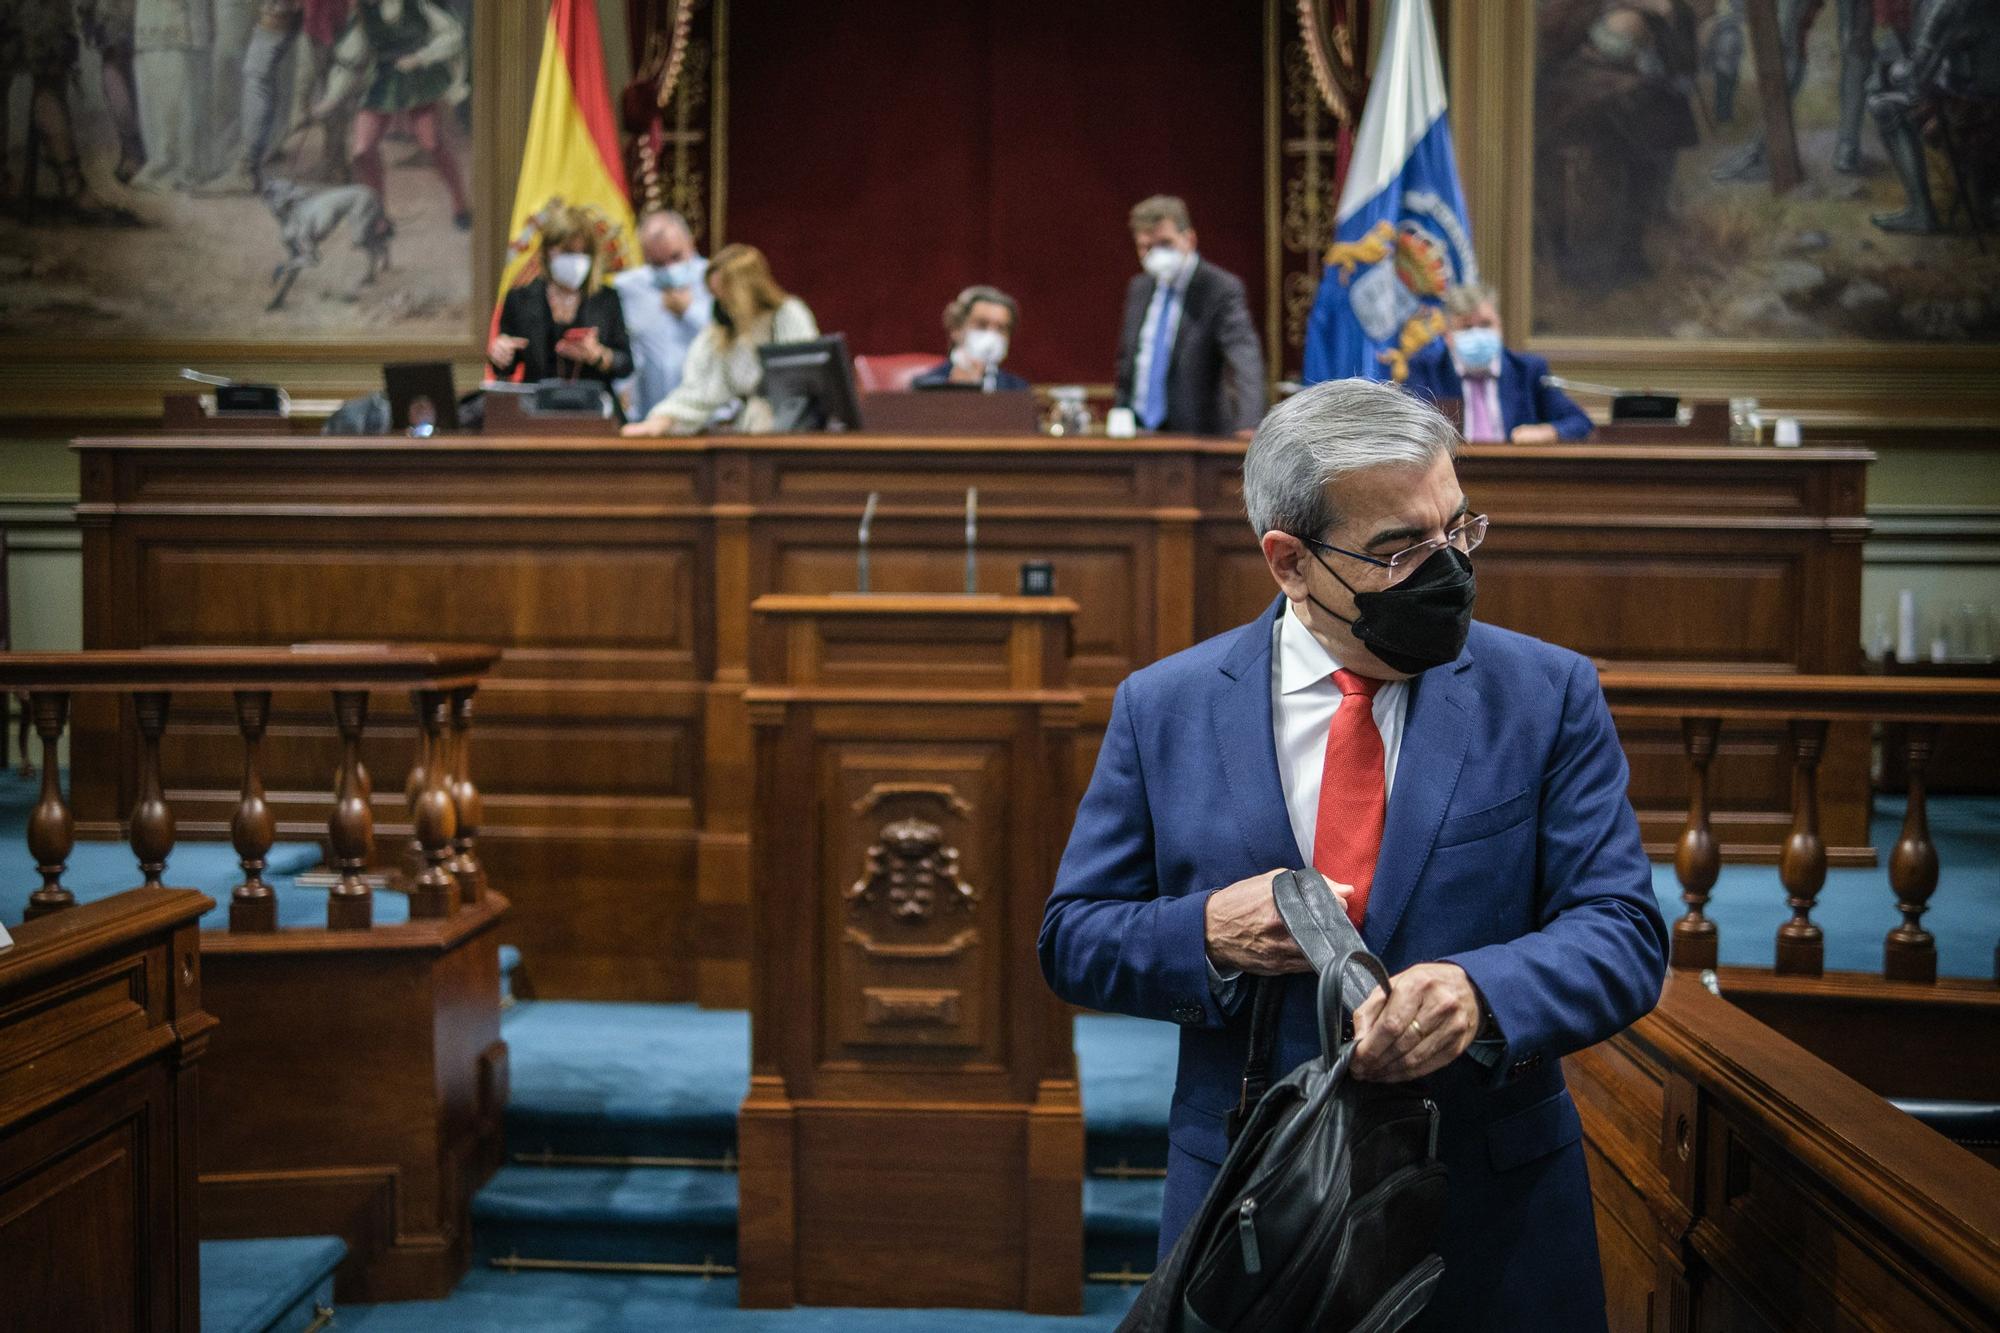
[1304,544,1476,675]
[712,302,735,332]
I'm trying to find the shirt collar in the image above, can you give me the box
[1278,599,1346,695]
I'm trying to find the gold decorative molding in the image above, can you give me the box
[1265,0,1366,382]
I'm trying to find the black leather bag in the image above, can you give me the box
[1117,868,1448,1333]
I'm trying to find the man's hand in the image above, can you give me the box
[1349,962,1482,1082]
[1509,422,1558,444]
[1204,870,1351,976]
[661,286,695,318]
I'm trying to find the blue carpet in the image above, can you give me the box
[1650,795,1999,977]
[1083,1176,1166,1278]
[1076,1014,1175,1173]
[474,1164,739,1268]
[0,770,408,930]
[502,1002,748,1161]
[200,1235,345,1333]
[331,1270,1142,1331]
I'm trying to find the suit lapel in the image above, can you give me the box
[1210,598,1307,873]
[1497,351,1525,436]
[1361,651,1474,955]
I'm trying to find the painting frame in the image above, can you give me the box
[0,1,546,419]
[1444,0,2000,432]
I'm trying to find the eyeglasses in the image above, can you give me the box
[1301,513,1488,580]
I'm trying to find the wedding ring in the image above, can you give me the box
[1408,1018,1426,1040]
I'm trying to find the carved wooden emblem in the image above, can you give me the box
[848,817,977,923]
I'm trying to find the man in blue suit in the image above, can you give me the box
[1401,284,1594,443]
[1039,378,1666,1331]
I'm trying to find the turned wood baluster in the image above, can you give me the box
[326,690,375,930]
[408,690,459,919]
[1671,717,1722,970]
[399,700,432,884]
[448,685,487,905]
[1884,723,1940,984]
[229,690,278,932]
[129,691,175,889]
[23,692,76,919]
[1774,718,1828,976]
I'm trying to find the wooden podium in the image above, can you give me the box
[738,594,1085,1312]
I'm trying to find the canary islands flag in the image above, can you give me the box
[1302,0,1476,384]
[493,0,636,308]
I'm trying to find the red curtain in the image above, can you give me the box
[723,0,1266,385]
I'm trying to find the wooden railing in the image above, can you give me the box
[1568,972,2000,1330]
[0,644,498,932]
[1601,672,2000,985]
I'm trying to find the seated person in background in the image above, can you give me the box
[1402,284,1593,443]
[614,210,712,420]
[911,285,1029,391]
[489,205,634,415]
[622,243,817,436]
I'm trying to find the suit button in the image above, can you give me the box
[1172,1003,1203,1025]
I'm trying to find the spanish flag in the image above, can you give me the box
[493,0,636,307]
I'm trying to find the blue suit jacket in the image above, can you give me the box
[1402,345,1595,441]
[1039,601,1666,1331]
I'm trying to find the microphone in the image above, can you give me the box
[858,491,879,594]
[964,487,979,594]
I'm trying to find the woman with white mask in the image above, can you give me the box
[489,204,635,417]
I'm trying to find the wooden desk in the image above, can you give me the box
[0,888,215,1331]
[70,433,1872,1005]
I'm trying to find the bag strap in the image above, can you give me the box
[1227,974,1285,1141]
[1228,869,1394,1138]
[1275,868,1394,1062]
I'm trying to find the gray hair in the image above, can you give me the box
[1242,379,1460,540]
[943,284,1020,334]
[638,209,692,241]
[1443,282,1498,317]
[1129,194,1192,233]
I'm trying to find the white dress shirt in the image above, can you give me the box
[614,257,711,420]
[1273,598,1407,861]
[1131,253,1198,425]
[1209,603,1406,994]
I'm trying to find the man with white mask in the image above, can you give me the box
[1114,195,1265,437]
[1402,284,1593,444]
[912,285,1029,392]
[614,210,712,419]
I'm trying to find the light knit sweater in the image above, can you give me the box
[644,298,819,432]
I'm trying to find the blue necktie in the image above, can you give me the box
[1139,285,1178,431]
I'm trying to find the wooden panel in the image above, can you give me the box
[0,890,214,1333]
[1571,974,2000,1332]
[73,435,1874,1002]
[199,898,507,1301]
[740,598,1082,1312]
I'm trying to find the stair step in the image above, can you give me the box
[199,1235,346,1333]
[1078,1014,1175,1172]
[1084,1176,1164,1278]
[501,1002,747,1161]
[471,1164,738,1269]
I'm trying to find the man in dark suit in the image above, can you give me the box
[1114,195,1266,437]
[1040,378,1666,1331]
[1402,284,1594,442]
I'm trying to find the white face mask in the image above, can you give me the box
[549,252,593,291]
[1142,244,1186,284]
[955,326,1009,369]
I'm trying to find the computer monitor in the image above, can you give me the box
[383,361,457,434]
[759,334,864,432]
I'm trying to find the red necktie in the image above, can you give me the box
[1313,669,1386,927]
